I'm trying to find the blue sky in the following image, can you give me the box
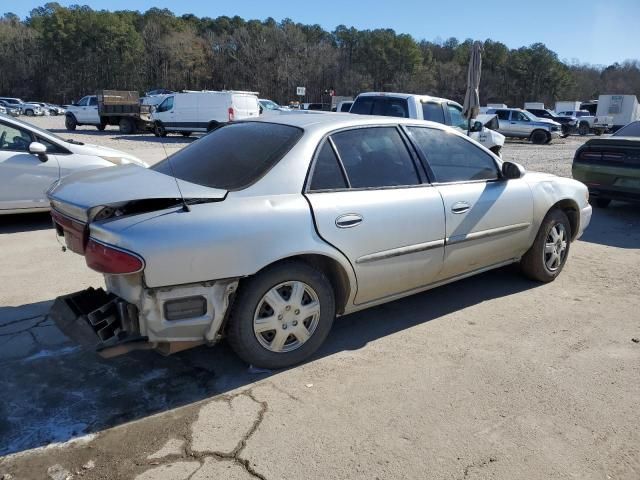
[7,0,639,66]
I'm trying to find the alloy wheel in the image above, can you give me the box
[544,223,567,271]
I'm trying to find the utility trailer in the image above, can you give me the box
[97,90,153,134]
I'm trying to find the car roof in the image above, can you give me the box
[247,111,451,134]
[357,91,456,104]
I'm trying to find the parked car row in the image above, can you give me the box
[0,97,66,117]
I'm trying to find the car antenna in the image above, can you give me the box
[158,133,190,212]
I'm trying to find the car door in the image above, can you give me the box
[405,126,533,280]
[0,120,60,211]
[511,110,532,137]
[494,110,514,136]
[74,96,89,122]
[305,126,445,305]
[86,96,100,124]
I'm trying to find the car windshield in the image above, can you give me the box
[12,119,69,143]
[261,100,280,110]
[152,122,303,191]
[612,121,640,137]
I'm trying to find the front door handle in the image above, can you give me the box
[335,213,363,228]
[451,202,471,214]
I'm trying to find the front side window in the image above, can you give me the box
[0,122,33,151]
[157,96,174,113]
[447,104,467,129]
[422,102,445,124]
[77,97,89,106]
[513,111,530,122]
[331,127,419,188]
[309,141,347,191]
[407,127,499,183]
[152,122,302,191]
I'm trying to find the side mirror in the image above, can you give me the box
[29,142,48,162]
[470,121,483,132]
[502,161,525,179]
[259,105,264,114]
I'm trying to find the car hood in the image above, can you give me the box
[66,142,148,167]
[47,163,227,221]
[535,118,561,127]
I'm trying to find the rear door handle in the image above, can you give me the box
[451,202,471,214]
[335,213,363,228]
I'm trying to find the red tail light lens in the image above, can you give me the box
[85,238,144,274]
[228,107,234,121]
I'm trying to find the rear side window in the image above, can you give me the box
[407,127,498,183]
[88,97,97,106]
[422,102,445,124]
[613,121,640,137]
[309,142,347,191]
[331,127,419,188]
[152,122,302,190]
[495,110,510,121]
[351,97,409,118]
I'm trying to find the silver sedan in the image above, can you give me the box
[48,114,592,368]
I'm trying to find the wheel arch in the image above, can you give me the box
[549,199,580,241]
[247,253,354,315]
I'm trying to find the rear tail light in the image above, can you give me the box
[579,151,625,162]
[580,151,602,161]
[228,107,234,121]
[85,238,144,274]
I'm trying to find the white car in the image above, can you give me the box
[0,114,147,214]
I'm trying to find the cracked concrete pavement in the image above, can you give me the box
[0,117,639,479]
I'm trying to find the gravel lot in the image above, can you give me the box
[0,116,639,479]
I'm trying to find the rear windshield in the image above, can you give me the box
[351,96,409,118]
[152,122,303,190]
[612,121,640,137]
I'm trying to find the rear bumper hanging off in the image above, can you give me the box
[49,287,151,358]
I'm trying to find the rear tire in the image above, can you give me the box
[119,118,136,135]
[207,121,220,133]
[520,209,571,283]
[594,197,611,208]
[489,146,502,157]
[96,123,107,131]
[227,260,335,369]
[531,130,548,145]
[65,115,77,131]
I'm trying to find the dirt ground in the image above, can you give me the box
[0,116,639,479]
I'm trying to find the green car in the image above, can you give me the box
[572,121,640,208]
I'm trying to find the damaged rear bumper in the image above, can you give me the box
[49,279,239,359]
[49,287,152,358]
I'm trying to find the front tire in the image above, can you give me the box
[227,260,335,369]
[65,115,77,131]
[154,122,167,137]
[520,209,571,283]
[531,130,549,145]
[578,122,589,136]
[25,109,34,116]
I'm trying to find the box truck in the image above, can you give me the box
[595,95,640,130]
[524,102,545,110]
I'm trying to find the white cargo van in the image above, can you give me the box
[595,94,640,130]
[151,90,260,136]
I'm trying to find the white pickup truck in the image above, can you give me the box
[556,109,613,136]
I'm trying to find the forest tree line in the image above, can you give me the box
[1,3,640,107]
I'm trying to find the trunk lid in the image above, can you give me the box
[48,164,227,255]
[48,164,227,222]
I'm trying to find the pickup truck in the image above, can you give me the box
[556,110,612,136]
[486,107,562,144]
[351,92,506,155]
[65,91,153,134]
